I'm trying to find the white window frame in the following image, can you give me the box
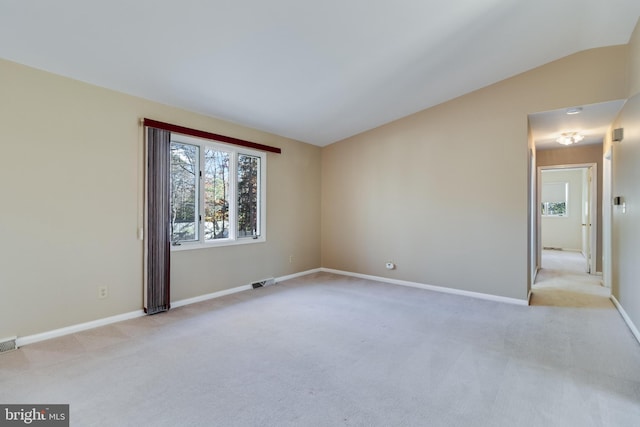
[170,133,266,251]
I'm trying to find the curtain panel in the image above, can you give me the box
[144,127,171,314]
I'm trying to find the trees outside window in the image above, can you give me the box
[237,154,260,238]
[170,142,198,242]
[541,182,568,217]
[169,135,265,246]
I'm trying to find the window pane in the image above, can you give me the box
[237,154,260,238]
[204,149,230,240]
[170,142,199,242]
[547,202,566,216]
[541,182,568,217]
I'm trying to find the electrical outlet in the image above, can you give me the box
[98,286,108,299]
[289,255,294,263]
[385,262,395,270]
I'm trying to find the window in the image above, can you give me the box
[541,182,568,217]
[170,134,265,248]
[170,142,199,241]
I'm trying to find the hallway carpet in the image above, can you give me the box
[532,250,610,308]
[1,270,639,426]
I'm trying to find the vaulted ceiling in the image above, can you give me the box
[1,1,639,146]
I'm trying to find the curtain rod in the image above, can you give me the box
[142,118,282,154]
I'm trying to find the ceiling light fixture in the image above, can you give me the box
[556,132,584,145]
[566,107,583,115]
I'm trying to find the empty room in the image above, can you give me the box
[1,1,640,426]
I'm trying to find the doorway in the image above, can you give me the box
[527,100,626,289]
[537,164,597,274]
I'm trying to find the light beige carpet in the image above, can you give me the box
[532,250,611,308]
[1,269,639,426]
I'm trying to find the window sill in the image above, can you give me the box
[170,236,266,252]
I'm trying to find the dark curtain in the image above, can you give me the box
[145,127,171,314]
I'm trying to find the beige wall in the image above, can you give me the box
[322,45,628,301]
[609,94,640,333]
[606,18,640,337]
[540,169,584,251]
[537,144,603,271]
[2,19,638,340]
[629,18,640,97]
[0,59,321,338]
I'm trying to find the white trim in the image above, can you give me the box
[610,295,640,345]
[15,267,529,348]
[170,268,324,308]
[320,268,529,306]
[170,237,267,251]
[602,147,613,288]
[15,269,324,348]
[153,268,324,308]
[171,284,253,308]
[16,310,146,348]
[276,268,322,283]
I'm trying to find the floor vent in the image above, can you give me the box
[0,337,17,354]
[252,278,276,289]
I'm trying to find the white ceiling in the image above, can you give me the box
[529,100,626,150]
[1,1,639,146]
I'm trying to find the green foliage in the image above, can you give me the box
[541,202,566,216]
[169,142,261,242]
[237,154,259,237]
[170,143,198,241]
[204,149,230,239]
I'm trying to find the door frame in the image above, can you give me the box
[537,163,598,274]
[602,148,612,287]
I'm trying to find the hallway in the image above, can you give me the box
[532,249,610,307]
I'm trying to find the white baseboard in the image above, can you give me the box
[171,284,253,308]
[276,268,322,283]
[320,268,529,306]
[15,268,324,348]
[16,310,146,348]
[15,267,529,348]
[610,295,640,345]
[171,268,323,308]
